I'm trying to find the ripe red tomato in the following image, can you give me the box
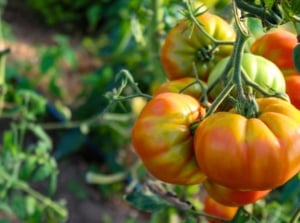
[194,97,300,190]
[204,180,271,207]
[160,12,236,81]
[131,93,206,185]
[203,195,238,223]
[250,30,299,76]
[285,75,300,109]
[153,77,203,99]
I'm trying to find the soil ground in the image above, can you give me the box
[2,1,148,223]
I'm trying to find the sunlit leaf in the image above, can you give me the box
[264,0,276,8]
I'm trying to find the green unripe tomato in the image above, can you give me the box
[207,53,286,99]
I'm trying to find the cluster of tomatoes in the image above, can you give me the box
[131,11,300,210]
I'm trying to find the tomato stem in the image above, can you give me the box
[185,0,235,46]
[116,69,152,100]
[190,80,234,134]
[0,21,8,116]
[231,25,248,103]
[0,166,67,218]
[206,80,235,117]
[191,62,210,107]
[148,0,165,84]
[240,70,290,101]
[205,54,234,97]
[146,181,229,222]
[234,0,283,28]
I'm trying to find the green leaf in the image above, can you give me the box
[48,171,58,196]
[28,124,52,151]
[279,176,300,202]
[53,129,86,159]
[19,156,37,180]
[32,164,53,181]
[2,130,16,154]
[290,0,300,15]
[125,190,172,212]
[53,34,69,46]
[149,209,171,223]
[185,214,198,223]
[293,44,300,73]
[49,75,62,98]
[25,196,36,216]
[247,18,264,38]
[264,0,276,8]
[87,5,102,30]
[40,50,57,74]
[231,208,259,223]
[0,203,14,215]
[11,195,27,219]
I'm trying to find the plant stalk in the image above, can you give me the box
[0,167,67,218]
[149,0,165,84]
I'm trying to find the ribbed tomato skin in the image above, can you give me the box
[132,93,206,185]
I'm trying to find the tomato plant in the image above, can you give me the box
[250,30,299,76]
[160,12,236,81]
[203,194,238,223]
[285,74,300,109]
[203,180,271,207]
[207,53,286,99]
[131,92,206,185]
[194,97,300,190]
[153,77,203,99]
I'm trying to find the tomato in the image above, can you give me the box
[153,77,203,99]
[285,75,300,109]
[204,180,271,207]
[131,92,206,185]
[194,97,300,190]
[207,53,286,99]
[131,97,147,116]
[203,195,238,223]
[160,12,236,81]
[250,30,299,76]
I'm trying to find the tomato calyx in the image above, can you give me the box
[232,95,259,118]
[197,45,217,62]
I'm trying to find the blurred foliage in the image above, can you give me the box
[0,89,68,222]
[13,0,189,168]
[0,0,299,222]
[25,0,114,32]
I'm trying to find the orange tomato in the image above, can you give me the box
[132,93,206,185]
[194,97,300,190]
[250,30,299,76]
[160,12,236,81]
[285,75,300,109]
[203,195,238,223]
[204,180,271,207]
[153,77,203,99]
